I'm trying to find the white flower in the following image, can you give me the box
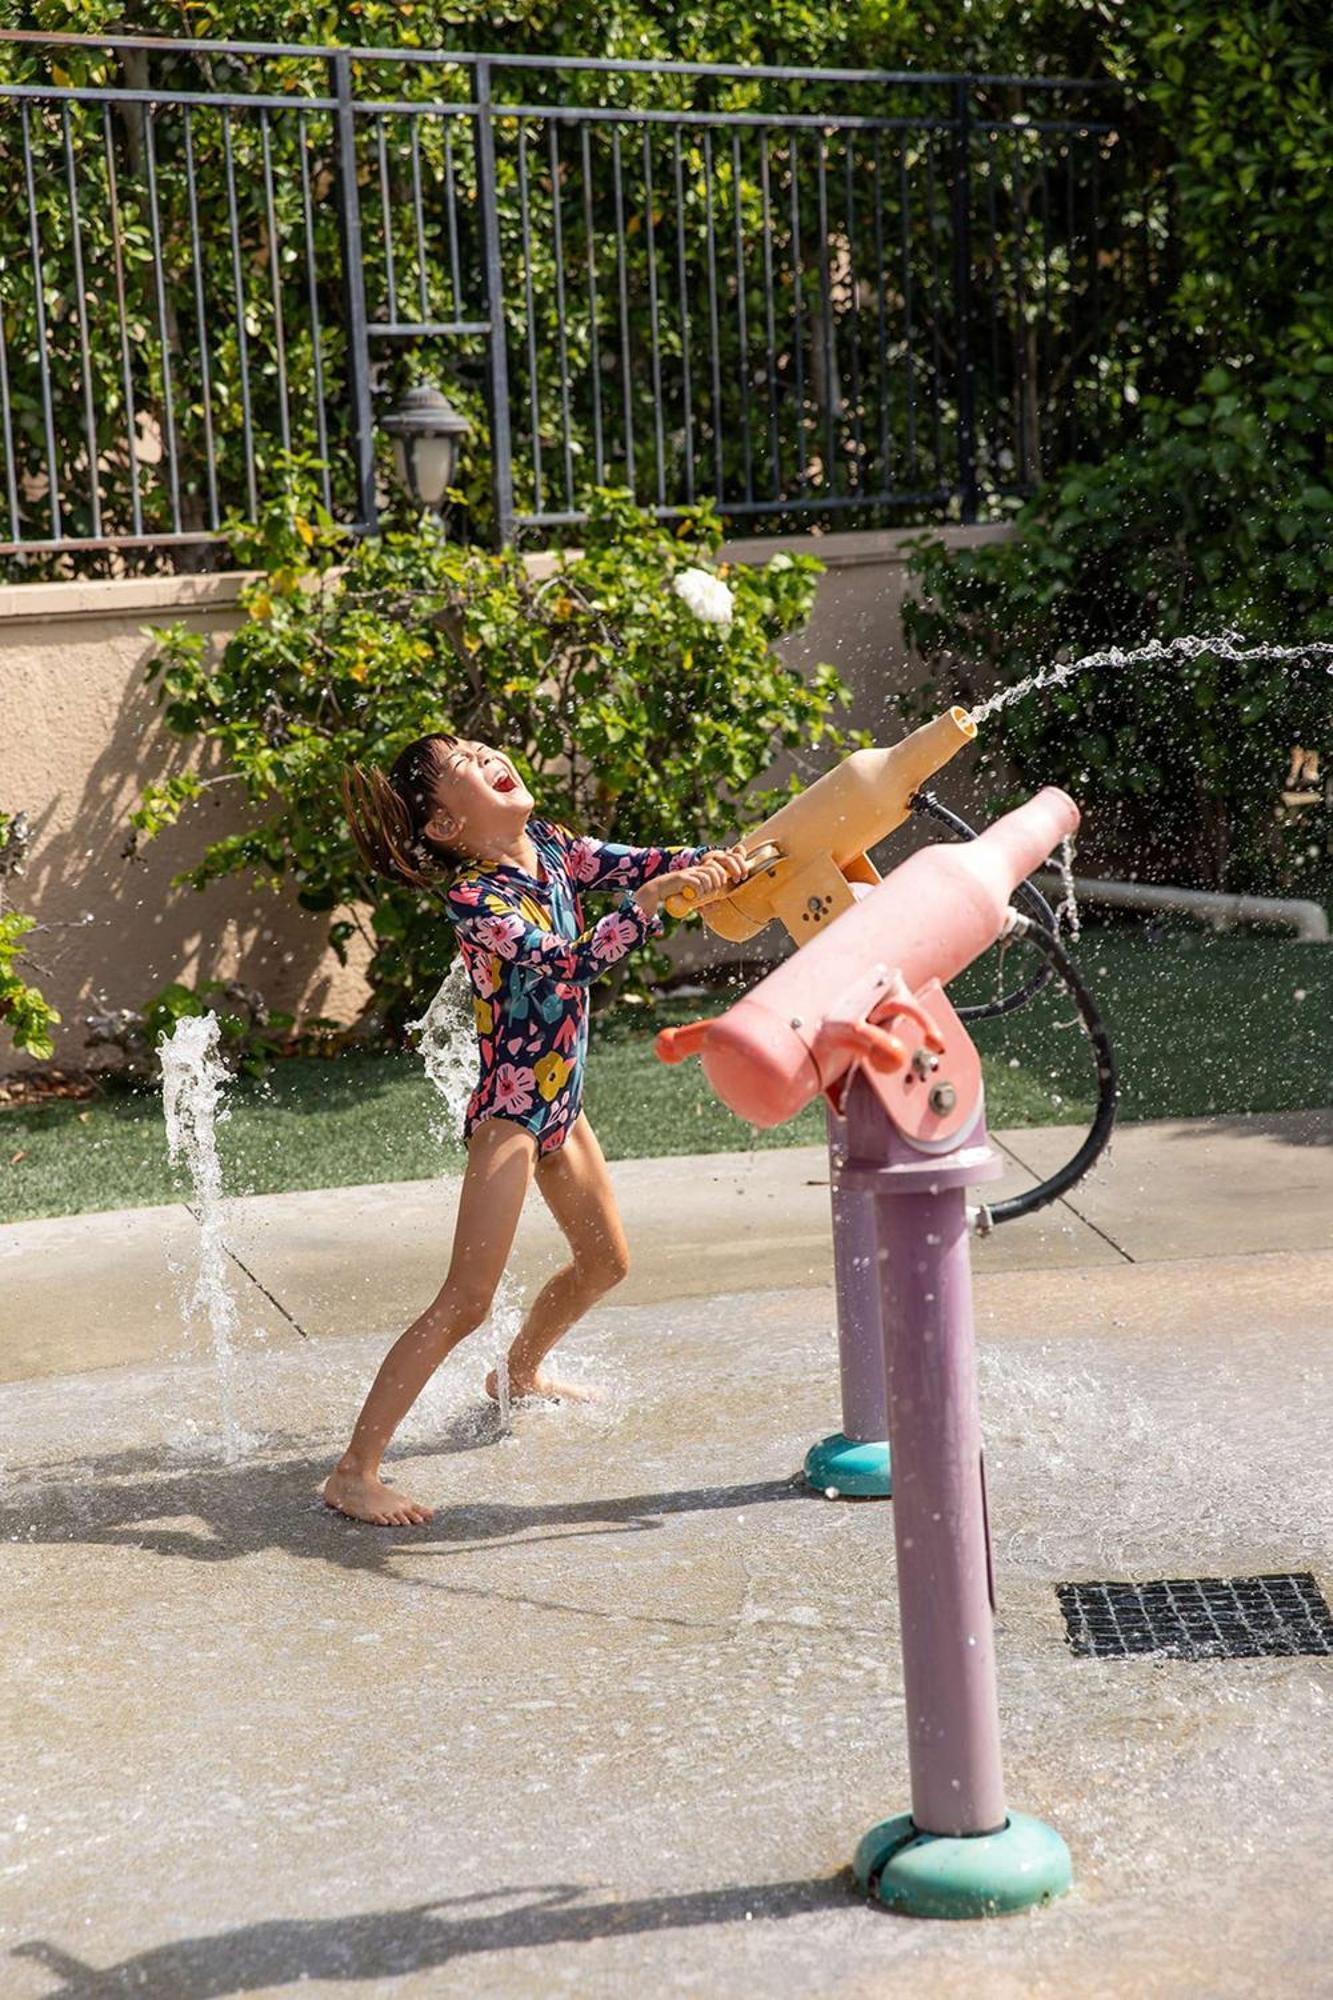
[673,565,734,628]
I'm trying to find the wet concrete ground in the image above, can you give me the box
[2,1116,1331,1997]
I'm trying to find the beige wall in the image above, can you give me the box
[0,526,1009,1073]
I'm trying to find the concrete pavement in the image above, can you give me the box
[1,1112,1331,1998]
[4,1111,1330,1383]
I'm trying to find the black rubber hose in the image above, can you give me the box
[910,789,1057,1019]
[982,914,1120,1227]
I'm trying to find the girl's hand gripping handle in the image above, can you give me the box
[663,841,780,920]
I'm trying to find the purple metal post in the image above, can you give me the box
[839,1070,1008,1836]
[826,1099,888,1444]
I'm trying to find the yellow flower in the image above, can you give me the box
[534,1051,573,1102]
[473,996,494,1036]
[347,654,371,683]
[249,591,273,622]
[294,517,314,546]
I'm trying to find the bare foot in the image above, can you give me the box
[322,1467,434,1526]
[485,1366,604,1407]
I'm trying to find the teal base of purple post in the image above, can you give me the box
[803,1429,891,1499]
[853,1811,1073,1919]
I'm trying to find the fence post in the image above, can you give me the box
[950,79,978,525]
[473,58,516,546]
[329,51,378,535]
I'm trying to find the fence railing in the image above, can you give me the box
[0,33,1172,568]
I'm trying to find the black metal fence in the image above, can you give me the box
[0,32,1171,569]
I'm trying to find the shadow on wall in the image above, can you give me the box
[5,596,371,1072]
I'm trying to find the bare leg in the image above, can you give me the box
[485,1114,630,1404]
[323,1119,536,1524]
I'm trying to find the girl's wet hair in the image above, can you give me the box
[342,733,464,890]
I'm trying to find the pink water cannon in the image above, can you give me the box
[658,788,1085,1917]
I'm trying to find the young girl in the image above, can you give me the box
[324,732,748,1525]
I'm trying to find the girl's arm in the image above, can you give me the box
[446,881,661,987]
[557,827,712,894]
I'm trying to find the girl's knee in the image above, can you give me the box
[428,1280,494,1338]
[581,1240,630,1295]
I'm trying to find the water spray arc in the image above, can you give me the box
[659,788,1102,1917]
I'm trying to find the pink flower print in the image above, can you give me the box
[473,911,526,959]
[553,1013,579,1052]
[506,1036,525,1054]
[591,911,640,961]
[472,953,503,999]
[539,1126,567,1155]
[492,1063,536,1117]
[451,880,484,907]
[565,838,604,885]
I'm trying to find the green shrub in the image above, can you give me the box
[83,976,347,1081]
[132,472,851,1036]
[0,912,60,1062]
[904,1,1333,900]
[0,813,60,1062]
[905,374,1333,894]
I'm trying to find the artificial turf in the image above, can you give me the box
[2,928,1329,1224]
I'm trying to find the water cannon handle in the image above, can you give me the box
[812,1016,910,1077]
[654,1017,719,1064]
[870,991,947,1053]
[664,841,784,920]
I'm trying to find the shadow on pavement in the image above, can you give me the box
[14,1874,854,1998]
[2,1443,809,1594]
[1161,1108,1333,1151]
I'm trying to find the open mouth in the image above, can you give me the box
[491,769,517,794]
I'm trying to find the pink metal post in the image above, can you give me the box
[810,881,893,1498]
[827,1104,889,1446]
[840,1076,1007,1834]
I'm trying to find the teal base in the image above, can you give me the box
[853,1811,1073,1919]
[803,1432,892,1499]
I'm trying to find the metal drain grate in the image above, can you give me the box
[1057,1573,1333,1661]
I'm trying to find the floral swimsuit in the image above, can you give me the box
[443,818,710,1155]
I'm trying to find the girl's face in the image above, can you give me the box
[424,738,534,859]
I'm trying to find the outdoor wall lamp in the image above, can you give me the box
[381,384,471,515]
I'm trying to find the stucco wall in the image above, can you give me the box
[0,525,1010,1073]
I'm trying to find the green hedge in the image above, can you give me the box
[903,2,1333,900]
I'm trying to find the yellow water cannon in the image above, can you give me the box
[666,706,978,944]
